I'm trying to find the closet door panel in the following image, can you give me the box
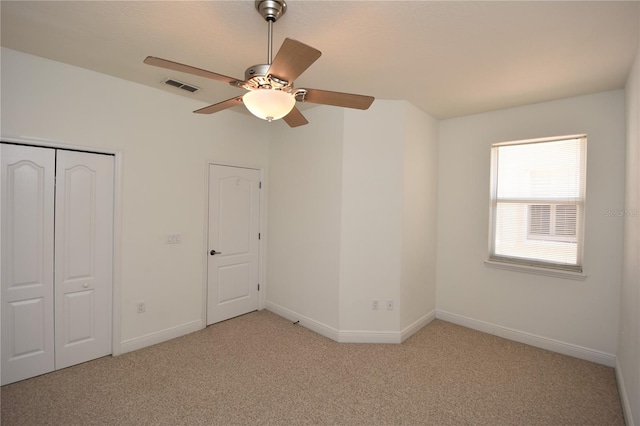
[1,144,55,385]
[55,150,113,369]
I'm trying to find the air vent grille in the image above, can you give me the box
[163,78,200,93]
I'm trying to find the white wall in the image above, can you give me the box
[339,102,405,332]
[266,106,344,330]
[400,103,439,330]
[267,100,439,338]
[1,48,269,348]
[437,90,626,358]
[618,44,640,425]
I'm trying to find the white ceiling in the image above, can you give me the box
[1,1,638,119]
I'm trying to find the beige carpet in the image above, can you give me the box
[1,311,624,425]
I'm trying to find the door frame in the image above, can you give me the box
[201,161,266,329]
[0,136,124,356]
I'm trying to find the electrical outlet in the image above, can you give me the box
[137,301,146,314]
[372,299,379,310]
[386,300,394,311]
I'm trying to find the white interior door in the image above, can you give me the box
[207,165,260,325]
[55,150,113,370]
[1,144,56,385]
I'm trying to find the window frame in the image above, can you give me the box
[488,134,587,274]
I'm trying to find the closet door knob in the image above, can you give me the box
[210,250,222,256]
[83,283,89,288]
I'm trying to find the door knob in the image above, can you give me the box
[210,250,222,256]
[83,283,89,288]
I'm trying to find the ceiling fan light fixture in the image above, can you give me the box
[144,1,374,127]
[243,89,295,122]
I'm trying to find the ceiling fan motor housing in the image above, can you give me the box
[244,63,292,92]
[245,64,271,83]
[255,0,287,22]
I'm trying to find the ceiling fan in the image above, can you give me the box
[144,0,374,127]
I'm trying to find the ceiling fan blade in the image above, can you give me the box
[144,56,241,84]
[302,89,374,110]
[283,107,309,127]
[194,96,244,114]
[267,38,321,83]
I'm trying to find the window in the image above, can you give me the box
[489,135,586,272]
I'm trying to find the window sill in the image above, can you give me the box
[484,260,587,281]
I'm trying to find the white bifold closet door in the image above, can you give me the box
[1,145,55,385]
[1,144,113,385]
[54,149,113,370]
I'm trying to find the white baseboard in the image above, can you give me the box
[119,320,202,354]
[616,358,636,426]
[436,310,616,367]
[266,301,402,344]
[340,310,436,343]
[266,302,435,344]
[401,309,436,342]
[338,330,401,344]
[265,302,340,342]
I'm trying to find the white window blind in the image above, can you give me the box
[489,136,586,272]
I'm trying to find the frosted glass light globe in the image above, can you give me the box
[243,89,296,122]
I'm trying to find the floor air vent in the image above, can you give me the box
[163,78,200,93]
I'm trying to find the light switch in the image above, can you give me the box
[166,233,182,244]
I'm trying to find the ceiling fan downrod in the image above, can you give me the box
[255,0,287,65]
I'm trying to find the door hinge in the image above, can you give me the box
[259,181,262,189]
[258,283,260,291]
[258,232,261,240]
